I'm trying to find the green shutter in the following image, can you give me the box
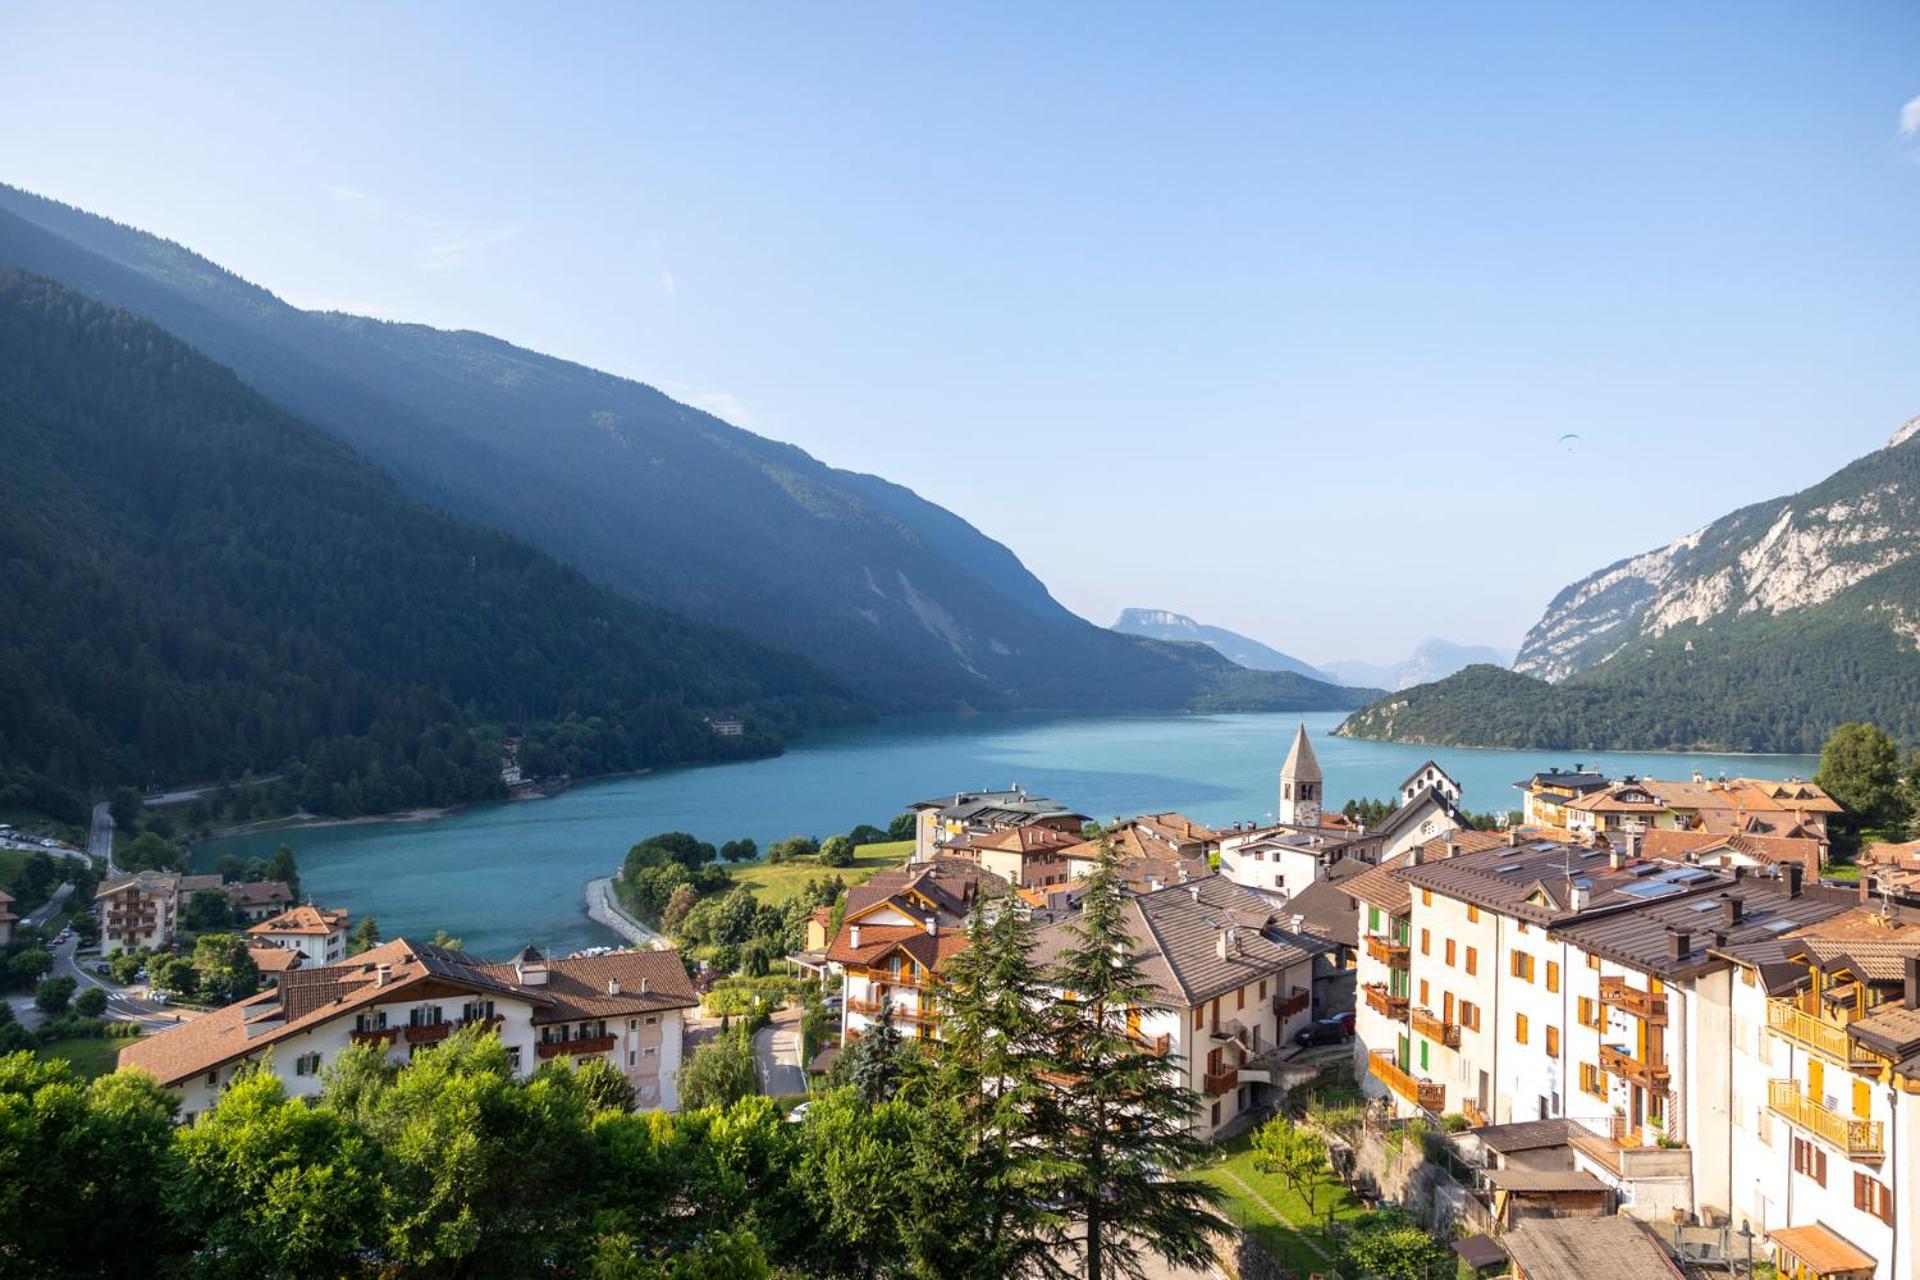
[1369,907,1381,932]
[1419,1040,1429,1071]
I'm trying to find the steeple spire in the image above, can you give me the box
[1279,722,1323,827]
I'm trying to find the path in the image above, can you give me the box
[754,1009,805,1097]
[583,876,667,949]
[1212,1167,1335,1267]
[89,799,115,874]
[22,882,74,930]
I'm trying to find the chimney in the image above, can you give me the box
[1291,913,1305,933]
[1187,884,1202,903]
[1626,831,1643,860]
[1712,929,1729,949]
[1669,928,1691,962]
[1785,863,1804,899]
[1444,830,1457,859]
[1569,881,1591,912]
[1507,828,1521,848]
[925,915,938,937]
[375,963,391,988]
[849,924,862,949]
[1731,865,1746,882]
[1905,956,1920,1011]
[608,977,622,996]
[1722,896,1744,928]
[640,976,649,994]
[1609,849,1626,873]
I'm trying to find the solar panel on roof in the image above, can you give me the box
[1617,880,1685,901]
[1663,867,1713,884]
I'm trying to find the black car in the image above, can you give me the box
[1294,1015,1354,1046]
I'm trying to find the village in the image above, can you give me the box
[14,725,1901,1280]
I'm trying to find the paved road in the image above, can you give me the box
[89,800,115,875]
[53,936,180,1029]
[754,1012,806,1097]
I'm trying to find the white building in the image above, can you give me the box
[246,904,350,966]
[118,938,697,1119]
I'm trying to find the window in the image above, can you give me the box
[1194,1007,1205,1030]
[629,1050,636,1066]
[1259,980,1268,999]
[1545,1026,1560,1059]
[1546,961,1560,992]
[1853,1079,1871,1118]
[644,1015,657,1026]
[1517,922,1529,934]
[1578,997,1600,1029]
[644,1046,656,1057]
[1515,1013,1529,1045]
[1511,952,1535,982]
[1369,907,1382,932]
[294,1052,322,1077]
[1855,1173,1893,1225]
[1237,988,1245,1011]
[1467,905,1479,923]
[1445,939,1456,967]
[1420,929,1431,956]
[1419,979,1430,1005]
[1579,1062,1606,1097]
[1756,1108,1772,1147]
[1422,889,1433,907]
[1465,947,1478,976]
[1791,1137,1826,1186]
[1587,953,1601,971]
[1460,1001,1480,1031]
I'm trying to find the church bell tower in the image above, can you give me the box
[1279,722,1323,828]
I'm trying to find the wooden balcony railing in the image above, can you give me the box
[1599,977,1668,1025]
[1204,1067,1239,1096]
[1768,1079,1883,1160]
[1128,1030,1172,1056]
[847,996,884,1016]
[894,1003,942,1026]
[1409,1007,1461,1048]
[1364,935,1411,969]
[1368,1050,1445,1113]
[351,1026,402,1046]
[536,1034,618,1060]
[1599,1043,1669,1092]
[1766,999,1876,1067]
[1272,987,1310,1019]
[1363,983,1409,1022]
[405,1021,452,1045]
[1461,1098,1489,1128]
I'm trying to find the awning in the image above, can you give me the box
[1451,1235,1507,1270]
[1768,1224,1876,1278]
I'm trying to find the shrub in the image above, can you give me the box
[34,975,76,1014]
[72,987,108,1018]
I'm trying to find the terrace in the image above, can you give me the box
[1768,1080,1883,1161]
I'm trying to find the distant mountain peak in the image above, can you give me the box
[1890,414,1920,450]
[1110,608,1338,684]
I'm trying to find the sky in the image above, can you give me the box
[3,4,1918,665]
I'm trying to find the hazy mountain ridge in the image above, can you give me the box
[1109,608,1335,681]
[1321,638,1513,692]
[1341,420,1920,753]
[0,184,1366,717]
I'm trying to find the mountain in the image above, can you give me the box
[1338,419,1920,753]
[0,185,1366,718]
[1110,609,1335,681]
[0,270,861,822]
[1320,639,1514,692]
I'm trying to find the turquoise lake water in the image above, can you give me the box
[197,710,1818,957]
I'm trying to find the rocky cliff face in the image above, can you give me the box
[1515,417,1920,682]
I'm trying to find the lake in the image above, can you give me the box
[197,710,1819,957]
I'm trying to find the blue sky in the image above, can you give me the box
[4,4,1917,665]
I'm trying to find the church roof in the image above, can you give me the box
[1281,723,1322,783]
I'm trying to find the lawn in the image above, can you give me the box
[1194,1131,1369,1276]
[731,840,913,905]
[39,1035,138,1080]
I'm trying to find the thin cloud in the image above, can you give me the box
[324,183,377,206]
[1902,94,1920,136]
[660,269,677,298]
[656,379,758,429]
[415,225,522,272]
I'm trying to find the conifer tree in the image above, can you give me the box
[1031,848,1220,1280]
[847,995,905,1104]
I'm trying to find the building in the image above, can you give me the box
[1061,827,1209,889]
[1501,1215,1687,1280]
[246,941,305,984]
[95,871,185,953]
[246,905,350,966]
[1126,812,1222,858]
[1516,768,1616,828]
[828,858,1014,1042]
[1641,829,1824,881]
[1519,771,1840,850]
[1032,875,1330,1137]
[1857,838,1920,907]
[117,938,698,1118]
[904,787,1088,863]
[0,889,14,946]
[940,824,1081,889]
[226,879,295,923]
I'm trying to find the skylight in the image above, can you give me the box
[1617,881,1684,901]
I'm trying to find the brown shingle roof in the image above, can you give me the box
[475,948,697,1023]
[248,905,348,937]
[1504,1216,1684,1280]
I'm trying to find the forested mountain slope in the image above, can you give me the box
[0,272,860,820]
[0,185,1364,716]
[1339,422,1920,753]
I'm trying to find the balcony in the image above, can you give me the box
[847,996,883,1016]
[1363,983,1410,1022]
[1766,999,1876,1067]
[1599,1043,1669,1092]
[405,1021,452,1045]
[894,1003,942,1026]
[1128,1030,1172,1056]
[536,1034,618,1060]
[1272,987,1310,1019]
[1204,1067,1239,1096]
[1768,1079,1883,1161]
[350,1025,401,1047]
[1409,1007,1461,1049]
[1368,1050,1445,1113]
[1364,935,1411,970]
[1462,1098,1489,1128]
[1599,977,1668,1025]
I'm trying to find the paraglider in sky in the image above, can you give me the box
[1558,432,1582,452]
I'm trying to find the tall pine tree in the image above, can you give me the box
[1031,848,1220,1280]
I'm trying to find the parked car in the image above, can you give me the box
[1294,1014,1354,1047]
[787,1102,812,1124]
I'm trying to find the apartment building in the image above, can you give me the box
[1032,875,1329,1136]
[118,938,697,1118]
[0,889,15,946]
[246,904,350,966]
[94,871,297,953]
[1519,771,1838,848]
[940,824,1081,889]
[1713,906,1920,1280]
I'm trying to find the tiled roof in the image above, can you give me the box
[246,942,303,974]
[1504,1216,1684,1280]
[1283,876,1361,947]
[1032,875,1331,1008]
[840,858,1010,927]
[1280,723,1322,783]
[1401,839,1727,926]
[474,948,697,1023]
[1767,1224,1876,1277]
[823,921,970,971]
[227,880,293,906]
[95,870,179,899]
[1479,1168,1608,1193]
[1344,829,1530,915]
[248,905,348,937]
[1131,812,1221,846]
[1555,877,1852,980]
[1470,1117,1576,1153]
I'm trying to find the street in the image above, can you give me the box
[754,1008,806,1097]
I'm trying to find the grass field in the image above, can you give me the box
[38,1035,137,1080]
[730,840,913,904]
[1193,1132,1368,1276]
